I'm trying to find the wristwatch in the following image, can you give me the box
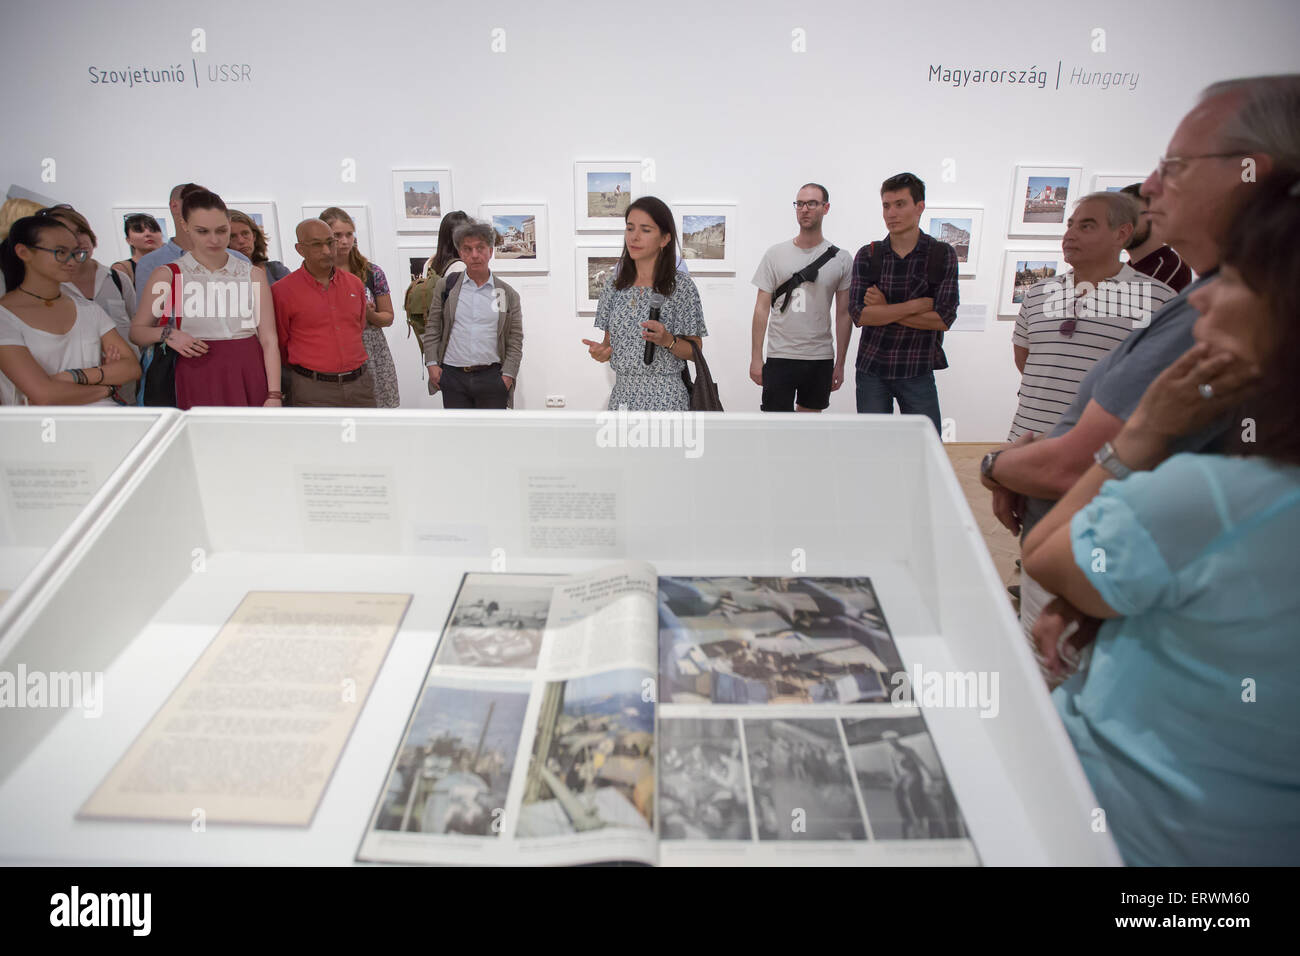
[1094,442,1133,480]
[980,449,1002,481]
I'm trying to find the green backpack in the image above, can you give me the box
[404,259,458,351]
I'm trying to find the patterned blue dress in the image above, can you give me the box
[594,274,707,411]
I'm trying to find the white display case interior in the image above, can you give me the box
[0,409,1118,865]
[0,408,176,629]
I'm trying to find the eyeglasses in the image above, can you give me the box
[1155,153,1244,180]
[793,201,824,209]
[29,245,90,263]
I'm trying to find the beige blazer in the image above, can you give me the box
[422,272,524,390]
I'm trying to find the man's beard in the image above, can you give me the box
[1127,222,1152,250]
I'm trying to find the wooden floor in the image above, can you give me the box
[943,443,1021,600]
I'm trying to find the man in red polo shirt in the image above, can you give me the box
[272,218,376,407]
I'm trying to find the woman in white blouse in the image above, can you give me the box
[130,189,281,408]
[42,204,141,402]
[0,214,139,406]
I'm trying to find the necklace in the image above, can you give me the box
[18,286,61,308]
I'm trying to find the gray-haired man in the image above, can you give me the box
[1008,191,1176,442]
[980,73,1300,645]
[422,220,524,409]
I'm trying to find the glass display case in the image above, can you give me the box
[0,409,1119,865]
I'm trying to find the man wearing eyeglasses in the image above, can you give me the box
[749,183,853,412]
[980,74,1298,646]
[1007,192,1176,442]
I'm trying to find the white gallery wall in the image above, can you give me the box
[3,0,1297,439]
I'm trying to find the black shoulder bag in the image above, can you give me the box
[771,245,840,312]
[141,263,181,407]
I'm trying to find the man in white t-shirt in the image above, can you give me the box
[1008,191,1176,441]
[750,183,854,411]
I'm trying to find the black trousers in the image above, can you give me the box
[441,363,509,409]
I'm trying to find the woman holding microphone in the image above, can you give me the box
[582,196,706,411]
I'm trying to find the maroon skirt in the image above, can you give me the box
[175,336,269,409]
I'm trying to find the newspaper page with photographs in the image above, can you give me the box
[655,576,978,865]
[356,561,660,866]
[358,567,978,866]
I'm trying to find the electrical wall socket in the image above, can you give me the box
[545,395,565,408]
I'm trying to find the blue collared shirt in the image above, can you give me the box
[441,272,501,367]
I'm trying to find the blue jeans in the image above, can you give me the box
[855,368,942,433]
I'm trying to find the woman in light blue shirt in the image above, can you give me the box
[1023,173,1300,866]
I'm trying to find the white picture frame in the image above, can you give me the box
[1008,165,1083,238]
[478,202,549,273]
[397,241,438,284]
[922,206,983,278]
[673,203,737,274]
[392,168,452,232]
[574,161,642,231]
[574,243,624,313]
[998,249,1065,317]
[1092,173,1147,193]
[111,206,172,262]
[229,201,281,262]
[301,203,373,255]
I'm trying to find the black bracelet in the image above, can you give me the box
[71,368,86,385]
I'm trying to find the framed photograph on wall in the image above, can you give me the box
[398,241,438,283]
[302,203,373,254]
[479,203,549,273]
[998,249,1065,317]
[230,201,281,261]
[1092,173,1147,193]
[673,203,737,274]
[574,243,624,313]
[574,162,642,231]
[392,168,452,232]
[111,206,172,262]
[1008,165,1082,238]
[922,206,983,277]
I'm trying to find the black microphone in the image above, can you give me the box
[643,292,667,365]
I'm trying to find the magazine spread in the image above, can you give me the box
[356,564,979,866]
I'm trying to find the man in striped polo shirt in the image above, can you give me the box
[1008,192,1176,442]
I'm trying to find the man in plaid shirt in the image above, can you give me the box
[849,172,960,432]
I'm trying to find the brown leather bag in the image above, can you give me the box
[680,339,723,411]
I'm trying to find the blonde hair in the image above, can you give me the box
[0,197,43,241]
[318,206,371,283]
